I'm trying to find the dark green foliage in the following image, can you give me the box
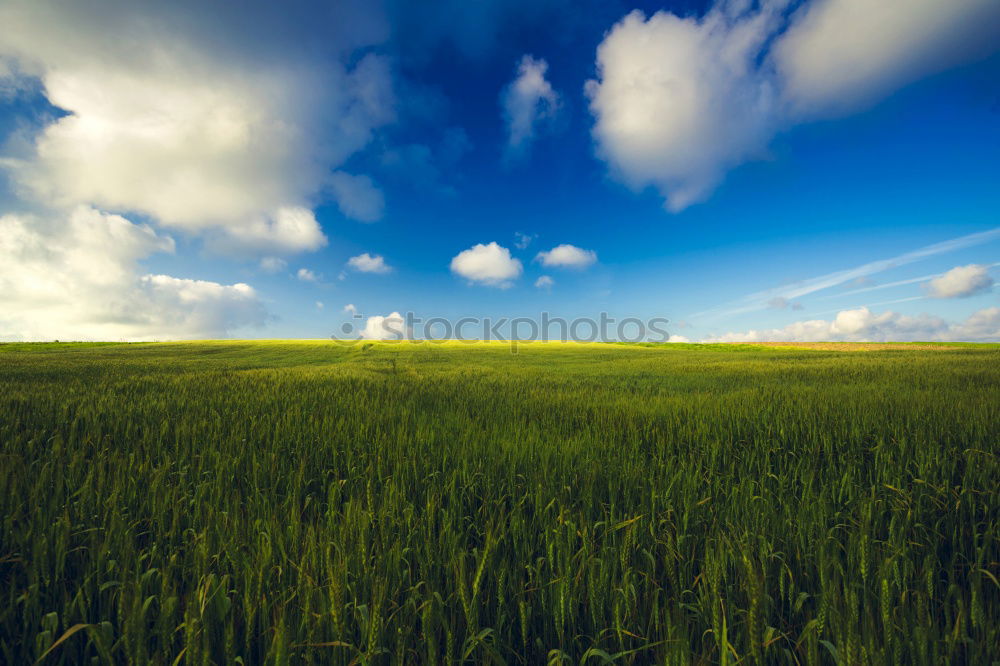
[1,341,998,664]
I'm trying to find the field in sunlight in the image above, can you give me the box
[1,341,998,664]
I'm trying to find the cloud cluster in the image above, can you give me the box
[0,1,401,339]
[707,306,1000,343]
[925,264,994,298]
[0,0,394,248]
[502,55,559,156]
[535,244,597,269]
[347,253,392,274]
[450,242,522,287]
[587,0,1000,211]
[0,207,266,341]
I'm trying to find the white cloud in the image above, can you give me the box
[347,252,392,274]
[359,311,407,340]
[0,2,401,341]
[259,256,287,273]
[329,171,385,222]
[535,244,597,269]
[139,275,266,338]
[450,241,522,287]
[706,305,1000,342]
[667,335,690,343]
[587,1,1000,211]
[297,268,318,282]
[343,303,358,315]
[502,55,559,155]
[535,275,554,289]
[586,7,782,211]
[0,1,393,249]
[960,307,1000,340]
[212,207,326,255]
[925,264,993,298]
[315,301,324,310]
[0,206,267,341]
[694,227,1000,320]
[774,0,1000,117]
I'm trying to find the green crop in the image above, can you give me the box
[1,341,997,663]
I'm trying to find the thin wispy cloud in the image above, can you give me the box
[823,273,941,299]
[819,261,998,300]
[691,227,1000,321]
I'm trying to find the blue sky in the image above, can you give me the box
[0,0,998,342]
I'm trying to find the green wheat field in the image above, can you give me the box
[1,341,998,664]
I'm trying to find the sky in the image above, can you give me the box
[0,0,998,343]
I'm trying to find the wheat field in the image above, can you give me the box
[1,341,998,664]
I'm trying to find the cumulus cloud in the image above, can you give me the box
[450,242,522,287]
[960,307,1000,340]
[502,55,559,155]
[210,207,327,256]
[329,171,386,222]
[359,311,407,340]
[0,0,394,248]
[0,206,267,341]
[0,2,396,339]
[343,303,358,315]
[587,1,1000,211]
[535,275,554,289]
[347,252,392,274]
[774,0,1000,116]
[297,268,318,282]
[535,244,597,269]
[706,306,1000,342]
[586,6,781,211]
[924,264,994,298]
